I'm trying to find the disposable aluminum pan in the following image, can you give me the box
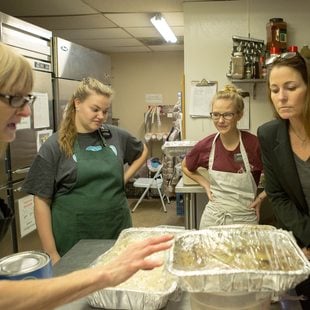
[88,227,182,310]
[167,225,310,294]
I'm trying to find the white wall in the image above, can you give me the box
[110,52,184,140]
[184,0,310,140]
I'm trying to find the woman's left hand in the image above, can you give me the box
[249,198,263,222]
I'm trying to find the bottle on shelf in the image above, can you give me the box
[231,52,245,79]
[266,18,287,53]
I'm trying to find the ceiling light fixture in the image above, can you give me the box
[150,14,177,43]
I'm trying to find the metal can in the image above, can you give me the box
[0,251,52,280]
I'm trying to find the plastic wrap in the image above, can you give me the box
[87,227,182,310]
[167,225,310,294]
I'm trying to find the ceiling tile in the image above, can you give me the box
[162,12,184,26]
[125,27,161,38]
[76,38,144,48]
[22,14,115,30]
[54,28,131,40]
[83,0,184,13]
[104,13,152,27]
[0,0,96,16]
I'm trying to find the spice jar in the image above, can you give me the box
[266,18,287,53]
[231,52,244,79]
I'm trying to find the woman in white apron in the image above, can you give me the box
[182,85,267,228]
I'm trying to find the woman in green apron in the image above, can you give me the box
[23,78,148,263]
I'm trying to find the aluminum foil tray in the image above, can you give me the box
[167,225,310,294]
[88,227,182,310]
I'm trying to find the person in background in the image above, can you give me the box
[257,52,310,309]
[182,85,266,228]
[22,77,148,263]
[0,42,173,310]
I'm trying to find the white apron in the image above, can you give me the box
[199,132,258,228]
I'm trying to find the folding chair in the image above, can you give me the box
[131,164,169,213]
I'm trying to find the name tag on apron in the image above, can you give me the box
[234,153,243,163]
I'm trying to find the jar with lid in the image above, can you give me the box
[231,52,245,79]
[266,18,287,53]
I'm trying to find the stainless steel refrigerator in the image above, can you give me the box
[53,37,112,129]
[0,12,54,257]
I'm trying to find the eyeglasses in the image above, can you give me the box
[0,93,36,108]
[265,52,297,66]
[210,112,235,120]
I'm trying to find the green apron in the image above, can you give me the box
[52,136,132,256]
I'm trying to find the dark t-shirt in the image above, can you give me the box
[22,125,143,198]
[185,131,263,185]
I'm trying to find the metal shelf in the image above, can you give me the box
[230,79,266,99]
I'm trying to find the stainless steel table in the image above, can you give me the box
[175,178,205,229]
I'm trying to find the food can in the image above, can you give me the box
[0,251,52,280]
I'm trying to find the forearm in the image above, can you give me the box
[124,144,148,183]
[181,160,210,190]
[34,196,58,258]
[0,269,104,310]
[0,234,173,310]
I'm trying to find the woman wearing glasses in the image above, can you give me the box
[257,52,310,308]
[0,42,173,310]
[182,85,266,228]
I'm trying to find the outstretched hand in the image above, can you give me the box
[100,234,174,287]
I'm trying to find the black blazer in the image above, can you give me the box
[257,119,310,247]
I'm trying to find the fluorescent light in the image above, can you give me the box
[150,14,177,43]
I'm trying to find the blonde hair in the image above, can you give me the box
[212,84,245,114]
[0,43,33,96]
[0,43,33,159]
[58,77,114,157]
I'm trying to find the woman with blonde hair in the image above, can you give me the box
[182,85,266,227]
[23,77,148,263]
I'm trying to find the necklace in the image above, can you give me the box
[290,125,308,144]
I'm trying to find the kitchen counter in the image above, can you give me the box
[54,239,302,310]
[175,178,205,229]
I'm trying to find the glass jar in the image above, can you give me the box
[231,52,244,79]
[266,18,287,52]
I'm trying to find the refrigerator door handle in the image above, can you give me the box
[13,167,30,174]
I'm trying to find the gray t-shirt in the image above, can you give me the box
[22,125,143,199]
[294,153,310,213]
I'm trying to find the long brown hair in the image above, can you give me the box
[58,77,114,157]
[267,53,310,138]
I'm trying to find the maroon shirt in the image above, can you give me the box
[185,131,263,186]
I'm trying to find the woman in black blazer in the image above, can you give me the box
[257,52,310,309]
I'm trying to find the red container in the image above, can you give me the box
[288,45,298,52]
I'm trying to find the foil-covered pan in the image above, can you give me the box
[167,225,310,294]
[88,227,182,309]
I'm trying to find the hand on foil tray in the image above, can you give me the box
[103,234,174,287]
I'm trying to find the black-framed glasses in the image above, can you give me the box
[265,52,298,66]
[210,112,235,120]
[0,93,36,108]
